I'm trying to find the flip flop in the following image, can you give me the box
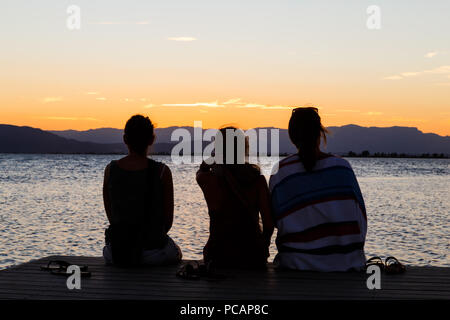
[50,268,92,278]
[40,260,89,272]
[176,261,227,280]
[385,256,406,274]
[176,262,200,280]
[366,256,385,271]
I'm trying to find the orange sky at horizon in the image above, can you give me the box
[2,94,450,136]
[2,79,449,135]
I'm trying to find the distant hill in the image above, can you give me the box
[325,125,450,155]
[1,124,448,155]
[50,125,450,155]
[49,128,124,144]
[49,126,195,145]
[0,125,170,154]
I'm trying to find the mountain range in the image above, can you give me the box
[0,124,448,155]
[50,125,450,155]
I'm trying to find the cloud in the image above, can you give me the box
[424,51,449,58]
[156,99,296,110]
[168,37,197,42]
[223,98,242,105]
[425,51,438,58]
[236,103,295,110]
[96,97,107,101]
[85,92,98,95]
[400,72,421,77]
[261,105,295,110]
[238,103,266,108]
[384,75,403,80]
[42,97,63,103]
[426,65,450,74]
[162,101,223,108]
[365,111,383,116]
[143,104,154,108]
[384,65,450,80]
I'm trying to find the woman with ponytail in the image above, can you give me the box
[269,107,367,272]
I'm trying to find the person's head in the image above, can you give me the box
[123,115,155,156]
[215,126,248,165]
[288,107,328,171]
[214,126,260,184]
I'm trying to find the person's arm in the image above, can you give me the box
[196,164,223,212]
[103,164,112,223]
[257,175,274,248]
[160,164,174,233]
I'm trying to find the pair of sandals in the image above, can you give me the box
[176,261,227,280]
[366,256,406,274]
[40,260,91,278]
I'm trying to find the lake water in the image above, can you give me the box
[0,154,448,269]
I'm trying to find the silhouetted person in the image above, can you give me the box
[196,127,274,268]
[269,107,367,271]
[103,115,181,266]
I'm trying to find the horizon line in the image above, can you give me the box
[1,123,449,138]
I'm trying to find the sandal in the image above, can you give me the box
[176,261,227,280]
[385,256,406,274]
[41,260,89,272]
[176,262,200,280]
[50,268,91,278]
[366,256,385,271]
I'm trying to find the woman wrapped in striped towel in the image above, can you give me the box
[269,107,367,272]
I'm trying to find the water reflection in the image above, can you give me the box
[0,154,448,268]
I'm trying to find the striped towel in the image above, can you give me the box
[269,154,367,272]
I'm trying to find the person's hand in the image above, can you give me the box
[199,161,211,172]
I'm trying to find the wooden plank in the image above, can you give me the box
[0,256,449,300]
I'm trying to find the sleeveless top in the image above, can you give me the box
[106,158,167,250]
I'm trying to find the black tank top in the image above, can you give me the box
[107,158,167,250]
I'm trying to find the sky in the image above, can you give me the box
[1,0,449,135]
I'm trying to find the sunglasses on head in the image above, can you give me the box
[292,107,319,114]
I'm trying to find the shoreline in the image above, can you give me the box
[0,152,449,159]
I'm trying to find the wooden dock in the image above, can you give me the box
[0,256,449,300]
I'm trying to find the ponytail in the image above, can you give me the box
[288,107,328,171]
